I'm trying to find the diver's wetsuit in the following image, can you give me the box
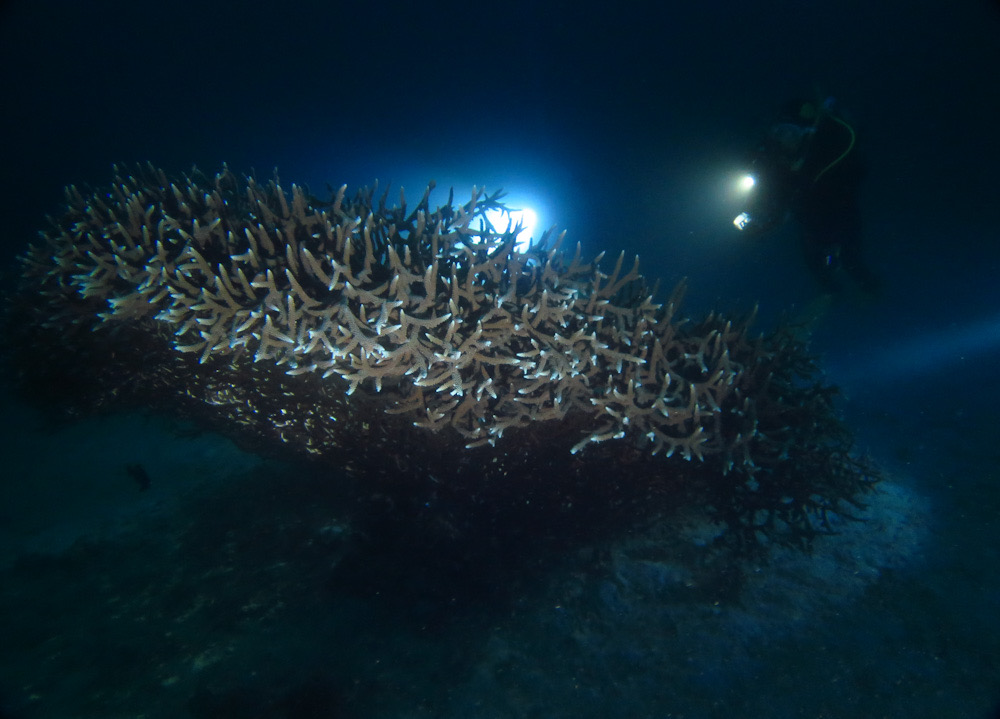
[745,102,879,294]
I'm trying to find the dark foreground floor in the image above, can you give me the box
[0,386,997,719]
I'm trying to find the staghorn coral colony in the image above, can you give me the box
[4,165,877,550]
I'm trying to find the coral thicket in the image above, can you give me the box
[4,165,878,549]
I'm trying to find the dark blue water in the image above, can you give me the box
[1,1,998,717]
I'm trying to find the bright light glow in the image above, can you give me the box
[483,206,538,253]
[738,174,756,192]
[832,312,1000,388]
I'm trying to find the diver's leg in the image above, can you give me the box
[800,229,839,293]
[838,229,881,295]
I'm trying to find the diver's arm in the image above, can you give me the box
[734,174,792,236]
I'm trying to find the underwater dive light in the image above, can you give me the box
[483,205,538,253]
[731,173,757,231]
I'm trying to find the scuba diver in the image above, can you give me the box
[734,97,880,296]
